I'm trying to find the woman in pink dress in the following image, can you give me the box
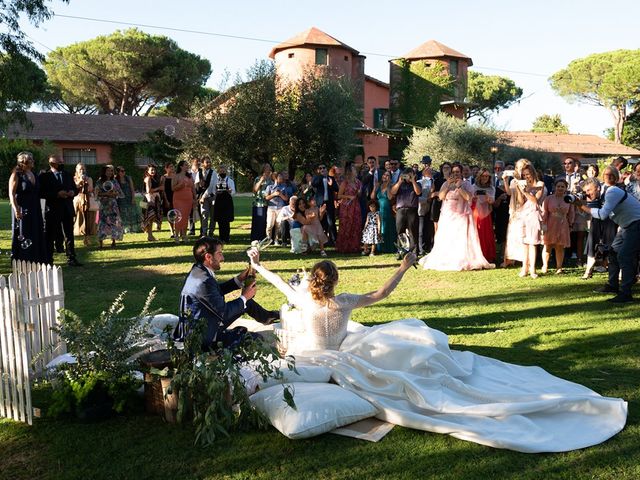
[514,164,545,278]
[541,179,574,274]
[472,168,496,263]
[171,160,195,242]
[419,163,494,271]
[335,162,362,253]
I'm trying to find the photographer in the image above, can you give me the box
[390,167,422,259]
[575,169,640,303]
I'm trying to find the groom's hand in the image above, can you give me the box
[241,281,256,301]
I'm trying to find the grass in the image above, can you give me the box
[0,197,639,480]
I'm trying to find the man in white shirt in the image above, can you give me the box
[211,165,235,243]
[417,157,434,255]
[195,156,217,237]
[277,195,298,246]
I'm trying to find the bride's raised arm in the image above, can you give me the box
[356,252,416,308]
[247,248,299,304]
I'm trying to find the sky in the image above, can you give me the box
[19,0,640,136]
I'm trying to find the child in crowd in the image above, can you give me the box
[303,197,328,257]
[361,199,381,256]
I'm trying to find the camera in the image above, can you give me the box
[594,242,610,260]
[502,170,515,178]
[563,192,585,204]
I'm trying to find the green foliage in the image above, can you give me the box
[0,53,50,129]
[137,129,184,170]
[188,60,358,178]
[110,143,142,188]
[276,69,358,177]
[167,316,296,446]
[152,85,220,117]
[44,28,211,115]
[531,113,570,134]
[606,109,640,149]
[466,71,523,123]
[403,111,497,168]
[549,49,640,142]
[392,59,455,129]
[0,137,56,197]
[47,289,159,418]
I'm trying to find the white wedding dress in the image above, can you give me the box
[252,264,627,453]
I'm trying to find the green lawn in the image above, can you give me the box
[0,197,639,480]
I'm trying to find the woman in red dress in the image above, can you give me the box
[472,168,496,263]
[335,162,362,253]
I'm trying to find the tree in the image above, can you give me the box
[44,28,211,115]
[1,0,68,128]
[466,71,523,123]
[549,49,640,143]
[188,61,359,179]
[531,114,569,134]
[276,69,358,177]
[152,86,220,117]
[403,111,497,169]
[0,52,50,127]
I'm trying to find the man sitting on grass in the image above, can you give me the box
[174,237,279,350]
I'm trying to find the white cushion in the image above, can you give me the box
[260,362,332,389]
[250,382,377,439]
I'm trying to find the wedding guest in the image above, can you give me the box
[371,170,396,253]
[557,157,585,264]
[304,197,328,256]
[336,162,362,253]
[430,162,452,232]
[575,173,640,303]
[388,159,401,183]
[187,157,201,235]
[541,179,574,274]
[420,163,492,271]
[626,162,640,201]
[390,167,421,258]
[143,164,163,242]
[160,162,175,238]
[40,155,80,265]
[115,166,141,234]
[9,151,48,264]
[95,165,124,249]
[504,159,531,268]
[384,160,391,172]
[195,156,217,237]
[277,195,297,246]
[462,164,474,184]
[493,161,510,265]
[361,199,381,256]
[582,166,622,279]
[172,160,196,243]
[417,158,434,255]
[472,168,496,263]
[264,172,289,245]
[329,165,344,185]
[612,156,628,173]
[359,156,384,225]
[73,163,97,245]
[514,163,545,278]
[211,165,235,243]
[312,164,339,245]
[252,163,274,241]
[282,171,297,199]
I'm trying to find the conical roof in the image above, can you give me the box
[269,27,360,58]
[398,40,472,65]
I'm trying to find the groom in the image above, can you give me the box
[174,236,279,350]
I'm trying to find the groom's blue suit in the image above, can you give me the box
[174,263,277,349]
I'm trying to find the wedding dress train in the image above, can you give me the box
[251,263,627,452]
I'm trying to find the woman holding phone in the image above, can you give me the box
[472,168,496,263]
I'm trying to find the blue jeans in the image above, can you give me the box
[607,220,640,296]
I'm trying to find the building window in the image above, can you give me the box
[449,59,459,77]
[288,53,294,58]
[315,48,328,65]
[373,108,389,129]
[63,148,97,165]
[344,55,349,61]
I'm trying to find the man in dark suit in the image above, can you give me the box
[39,155,81,266]
[174,237,279,350]
[359,156,385,225]
[311,164,339,245]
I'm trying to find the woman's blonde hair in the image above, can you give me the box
[309,260,339,302]
[15,151,34,174]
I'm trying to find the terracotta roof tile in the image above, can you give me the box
[269,27,359,58]
[399,40,473,65]
[500,131,640,157]
[5,112,192,143]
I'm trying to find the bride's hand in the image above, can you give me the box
[401,252,417,270]
[247,247,260,265]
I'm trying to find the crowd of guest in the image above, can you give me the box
[7,150,640,303]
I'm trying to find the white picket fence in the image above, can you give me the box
[0,260,65,425]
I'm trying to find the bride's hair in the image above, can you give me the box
[309,260,339,302]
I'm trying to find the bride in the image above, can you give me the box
[247,250,627,453]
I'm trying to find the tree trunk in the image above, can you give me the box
[611,104,626,144]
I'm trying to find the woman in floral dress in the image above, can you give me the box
[115,166,142,233]
[95,165,124,248]
[541,179,574,274]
